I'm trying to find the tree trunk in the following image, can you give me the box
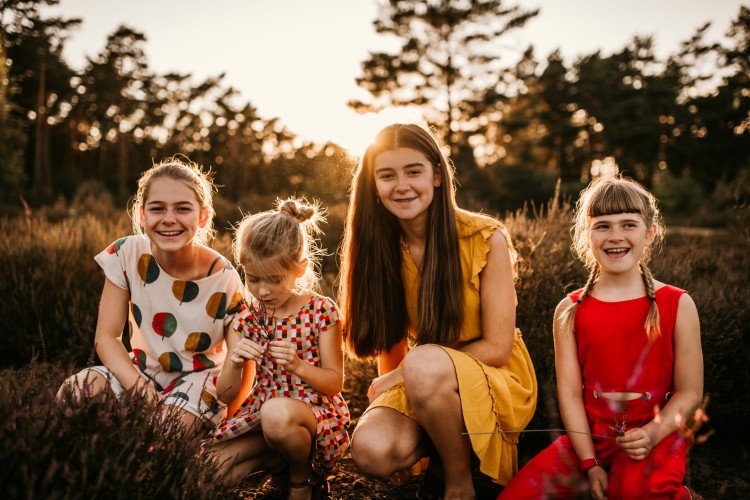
[117,129,128,198]
[33,56,51,200]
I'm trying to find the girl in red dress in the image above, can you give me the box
[500,176,703,499]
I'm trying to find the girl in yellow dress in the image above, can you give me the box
[339,123,538,499]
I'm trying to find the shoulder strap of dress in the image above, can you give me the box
[206,256,223,277]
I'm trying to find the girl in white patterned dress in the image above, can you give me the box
[210,198,349,500]
[58,157,244,431]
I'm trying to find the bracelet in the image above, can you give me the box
[579,457,601,473]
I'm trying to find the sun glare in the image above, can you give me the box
[313,106,427,159]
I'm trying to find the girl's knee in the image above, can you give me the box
[260,398,297,425]
[351,433,397,478]
[57,369,107,400]
[260,398,313,441]
[351,418,418,478]
[169,407,206,434]
[402,345,456,397]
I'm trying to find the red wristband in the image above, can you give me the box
[579,457,601,472]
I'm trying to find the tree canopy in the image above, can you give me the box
[1,1,748,225]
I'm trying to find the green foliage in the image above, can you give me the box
[464,163,559,214]
[0,40,27,200]
[0,361,228,499]
[653,169,704,215]
[653,166,750,227]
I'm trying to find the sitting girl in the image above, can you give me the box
[500,176,703,499]
[209,198,349,500]
[58,157,244,431]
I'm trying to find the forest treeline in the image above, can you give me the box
[1,0,749,224]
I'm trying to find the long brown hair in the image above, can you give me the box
[339,124,464,358]
[559,176,665,341]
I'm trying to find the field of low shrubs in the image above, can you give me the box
[1,196,748,497]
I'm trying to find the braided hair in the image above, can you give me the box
[560,176,665,341]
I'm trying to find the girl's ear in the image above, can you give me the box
[296,258,309,278]
[198,208,209,228]
[433,166,442,187]
[139,206,145,229]
[645,223,657,246]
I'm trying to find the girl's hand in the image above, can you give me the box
[587,466,608,499]
[230,338,264,366]
[268,340,303,373]
[367,369,403,403]
[615,427,654,460]
[133,376,160,404]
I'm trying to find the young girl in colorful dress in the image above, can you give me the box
[58,157,244,431]
[500,176,703,499]
[339,123,537,500]
[209,198,349,500]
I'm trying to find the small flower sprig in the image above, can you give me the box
[609,413,627,437]
[245,298,277,343]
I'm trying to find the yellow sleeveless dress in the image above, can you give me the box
[368,210,538,485]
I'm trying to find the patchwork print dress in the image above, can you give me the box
[211,295,350,474]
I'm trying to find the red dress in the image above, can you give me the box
[499,285,693,499]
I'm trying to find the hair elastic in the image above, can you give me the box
[576,298,582,304]
[649,296,656,303]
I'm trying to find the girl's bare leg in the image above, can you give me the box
[259,398,318,500]
[403,345,475,500]
[171,408,210,436]
[56,369,109,400]
[213,431,282,486]
[351,406,429,477]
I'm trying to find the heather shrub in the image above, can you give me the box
[0,215,128,367]
[1,193,747,464]
[651,228,750,437]
[0,361,228,499]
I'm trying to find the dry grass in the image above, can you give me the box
[1,198,748,498]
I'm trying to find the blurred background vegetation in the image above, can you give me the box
[1,0,749,496]
[1,1,749,227]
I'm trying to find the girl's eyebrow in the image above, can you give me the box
[592,216,641,224]
[145,200,195,206]
[374,161,427,172]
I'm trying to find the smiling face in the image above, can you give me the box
[373,147,442,228]
[139,177,208,254]
[586,212,656,276]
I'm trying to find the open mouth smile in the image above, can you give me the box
[604,247,629,257]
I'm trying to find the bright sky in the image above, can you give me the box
[46,0,746,155]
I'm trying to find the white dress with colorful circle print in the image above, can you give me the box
[95,235,244,424]
[211,295,351,474]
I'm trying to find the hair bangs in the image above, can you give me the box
[587,181,649,219]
